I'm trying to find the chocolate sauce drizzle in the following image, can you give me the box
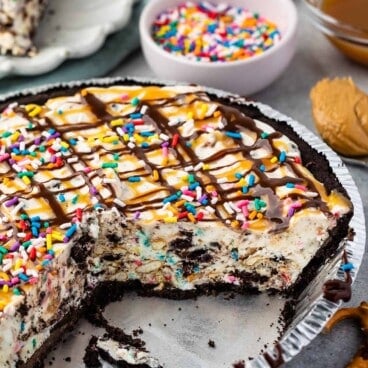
[323,250,352,303]
[263,343,285,368]
[0,87,332,243]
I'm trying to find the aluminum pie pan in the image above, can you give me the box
[242,100,365,367]
[0,77,365,368]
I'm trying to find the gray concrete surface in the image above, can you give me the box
[110,1,368,366]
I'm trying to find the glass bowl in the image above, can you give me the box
[303,0,368,66]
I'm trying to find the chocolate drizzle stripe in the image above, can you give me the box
[263,343,284,368]
[323,250,352,303]
[0,86,335,237]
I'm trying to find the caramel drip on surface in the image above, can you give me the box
[0,86,348,233]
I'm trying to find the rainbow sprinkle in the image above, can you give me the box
[152,1,281,62]
[0,84,324,312]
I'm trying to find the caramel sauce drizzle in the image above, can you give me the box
[0,86,345,239]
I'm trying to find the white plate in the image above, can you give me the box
[1,77,365,368]
[0,0,134,78]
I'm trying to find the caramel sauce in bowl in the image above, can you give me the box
[304,0,368,66]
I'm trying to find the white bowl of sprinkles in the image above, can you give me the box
[139,0,298,96]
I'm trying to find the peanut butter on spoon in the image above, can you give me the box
[310,77,368,157]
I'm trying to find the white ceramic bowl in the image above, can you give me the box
[139,0,298,96]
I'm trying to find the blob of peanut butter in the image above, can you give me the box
[310,77,368,157]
